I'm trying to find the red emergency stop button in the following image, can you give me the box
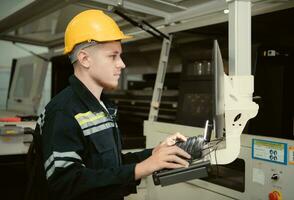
[269,190,282,200]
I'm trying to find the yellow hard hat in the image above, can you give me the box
[64,9,132,54]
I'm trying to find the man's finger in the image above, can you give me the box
[164,162,187,169]
[167,155,189,167]
[167,146,191,159]
[174,132,187,142]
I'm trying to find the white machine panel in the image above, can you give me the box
[144,121,294,200]
[6,55,48,115]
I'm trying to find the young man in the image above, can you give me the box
[35,10,190,200]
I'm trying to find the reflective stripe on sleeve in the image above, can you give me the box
[83,122,115,136]
[44,151,84,179]
[74,111,110,129]
[74,111,115,136]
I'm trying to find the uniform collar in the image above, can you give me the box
[69,75,117,116]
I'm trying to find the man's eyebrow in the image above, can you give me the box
[109,50,121,54]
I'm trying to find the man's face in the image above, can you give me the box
[86,41,125,90]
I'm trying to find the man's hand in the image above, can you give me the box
[152,132,188,154]
[135,132,190,180]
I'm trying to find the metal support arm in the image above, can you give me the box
[148,35,172,121]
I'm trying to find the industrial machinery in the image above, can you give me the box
[145,41,294,199]
[0,55,48,199]
[0,1,293,200]
[144,0,294,200]
[0,55,48,155]
[151,38,259,186]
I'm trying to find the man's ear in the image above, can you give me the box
[77,50,91,69]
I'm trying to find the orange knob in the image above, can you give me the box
[269,191,282,200]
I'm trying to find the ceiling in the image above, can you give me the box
[0,0,294,49]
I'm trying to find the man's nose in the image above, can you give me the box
[117,57,126,69]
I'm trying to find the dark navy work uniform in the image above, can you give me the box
[36,75,152,200]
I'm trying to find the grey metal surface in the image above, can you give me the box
[156,161,210,186]
[228,0,251,76]
[0,0,293,47]
[213,40,225,139]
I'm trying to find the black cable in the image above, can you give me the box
[189,139,223,163]
[209,138,224,142]
[113,9,169,41]
[142,20,169,40]
[201,139,223,151]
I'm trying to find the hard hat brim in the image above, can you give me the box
[64,34,133,54]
